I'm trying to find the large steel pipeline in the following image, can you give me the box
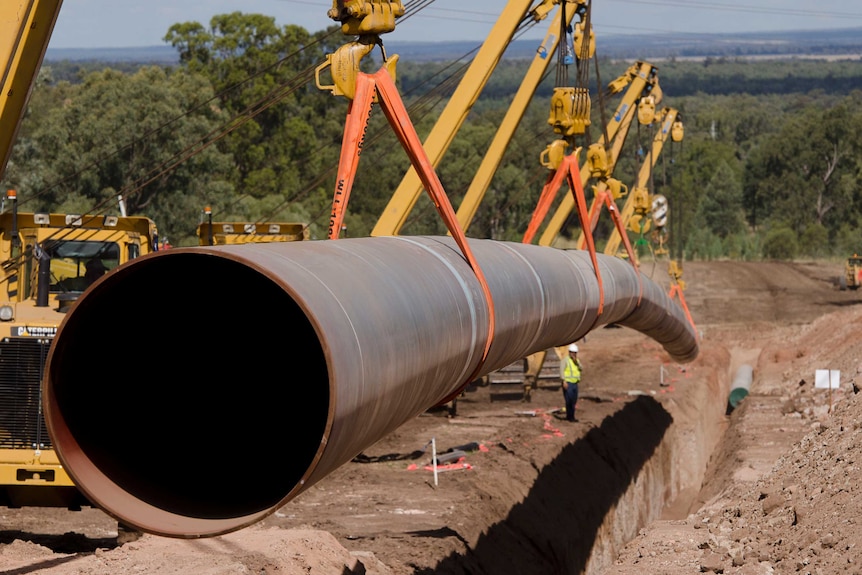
[727,364,754,413]
[43,236,698,538]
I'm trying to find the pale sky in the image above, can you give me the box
[48,0,862,49]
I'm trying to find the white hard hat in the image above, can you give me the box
[568,344,579,353]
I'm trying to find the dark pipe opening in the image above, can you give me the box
[46,253,329,523]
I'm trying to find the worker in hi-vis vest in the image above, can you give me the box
[560,343,583,422]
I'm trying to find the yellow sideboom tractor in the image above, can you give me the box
[841,254,862,291]
[0,191,159,508]
[197,207,309,246]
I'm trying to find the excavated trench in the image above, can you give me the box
[583,346,732,574]
[421,344,732,575]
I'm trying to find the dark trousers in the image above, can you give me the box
[563,382,579,421]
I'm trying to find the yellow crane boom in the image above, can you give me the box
[372,0,554,237]
[604,106,682,257]
[0,0,63,181]
[456,4,578,232]
[537,60,660,247]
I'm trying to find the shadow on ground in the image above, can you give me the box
[416,395,673,575]
[0,530,116,554]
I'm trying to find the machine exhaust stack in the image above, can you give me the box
[44,236,697,538]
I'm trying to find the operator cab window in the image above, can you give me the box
[45,240,120,293]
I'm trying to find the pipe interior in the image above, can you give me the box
[47,253,329,521]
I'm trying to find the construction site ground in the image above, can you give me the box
[2,259,862,574]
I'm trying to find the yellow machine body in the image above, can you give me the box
[842,255,862,290]
[0,209,158,507]
[196,221,309,246]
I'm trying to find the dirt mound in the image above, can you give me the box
[0,527,392,574]
[607,302,862,574]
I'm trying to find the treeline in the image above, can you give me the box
[3,12,862,262]
[401,58,862,101]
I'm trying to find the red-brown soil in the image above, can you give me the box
[1,259,859,574]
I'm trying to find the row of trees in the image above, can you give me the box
[2,12,862,261]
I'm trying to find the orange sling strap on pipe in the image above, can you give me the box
[328,73,376,240]
[372,67,496,402]
[522,169,565,246]
[327,66,496,400]
[669,283,697,336]
[522,154,604,316]
[595,184,644,306]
